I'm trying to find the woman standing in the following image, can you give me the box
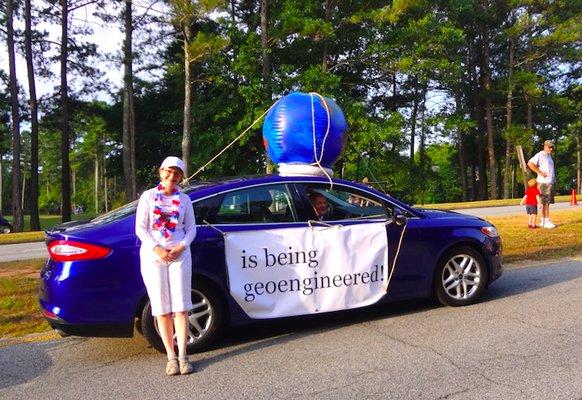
[135,156,197,375]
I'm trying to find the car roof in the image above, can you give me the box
[184,174,413,211]
[185,174,372,194]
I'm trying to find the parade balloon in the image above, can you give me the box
[262,92,347,175]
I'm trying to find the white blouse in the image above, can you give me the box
[135,188,197,250]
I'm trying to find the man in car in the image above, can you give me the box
[309,192,330,221]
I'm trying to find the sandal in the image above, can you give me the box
[179,359,194,375]
[166,359,180,376]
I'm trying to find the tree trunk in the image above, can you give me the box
[410,86,418,162]
[409,85,419,203]
[526,100,533,131]
[103,151,108,212]
[418,89,427,204]
[260,0,273,174]
[454,91,468,201]
[322,0,333,72]
[7,0,23,231]
[469,34,488,200]
[181,23,192,181]
[577,135,581,194]
[60,0,72,222]
[230,0,236,23]
[105,176,109,212]
[123,0,137,202]
[479,5,498,199]
[24,0,41,230]
[94,155,99,214]
[0,162,3,211]
[72,168,76,201]
[21,173,26,210]
[503,37,514,199]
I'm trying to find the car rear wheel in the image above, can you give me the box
[434,246,488,307]
[140,280,224,354]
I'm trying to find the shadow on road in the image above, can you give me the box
[485,260,582,301]
[1,261,579,382]
[197,298,438,369]
[197,261,582,368]
[0,339,54,389]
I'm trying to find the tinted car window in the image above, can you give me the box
[303,183,389,221]
[193,194,223,224]
[197,184,295,225]
[91,200,139,224]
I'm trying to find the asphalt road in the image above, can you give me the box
[1,257,581,400]
[0,242,48,262]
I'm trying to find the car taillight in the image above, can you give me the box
[48,240,111,262]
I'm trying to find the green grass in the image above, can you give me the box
[486,209,582,263]
[0,259,50,338]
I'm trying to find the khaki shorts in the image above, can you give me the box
[538,183,555,205]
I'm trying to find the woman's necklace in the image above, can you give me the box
[152,183,181,239]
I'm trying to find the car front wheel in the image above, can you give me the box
[434,246,488,307]
[140,280,224,354]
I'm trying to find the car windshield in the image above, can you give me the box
[91,200,139,224]
[311,187,387,220]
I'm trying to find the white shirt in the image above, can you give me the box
[528,150,555,184]
[135,188,197,250]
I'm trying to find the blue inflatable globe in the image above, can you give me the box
[262,92,347,170]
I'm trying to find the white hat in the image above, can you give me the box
[160,156,185,174]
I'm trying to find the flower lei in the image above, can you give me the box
[152,183,181,239]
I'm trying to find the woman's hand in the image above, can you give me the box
[164,244,186,263]
[154,245,170,263]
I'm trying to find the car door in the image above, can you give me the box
[293,182,424,300]
[191,183,299,290]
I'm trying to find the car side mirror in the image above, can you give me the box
[394,210,407,226]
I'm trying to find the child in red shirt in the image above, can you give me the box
[520,178,542,228]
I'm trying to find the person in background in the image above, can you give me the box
[135,156,197,376]
[520,178,542,228]
[527,140,556,228]
[309,192,330,221]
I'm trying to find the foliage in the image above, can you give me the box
[0,0,580,222]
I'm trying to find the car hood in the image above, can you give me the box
[414,208,486,222]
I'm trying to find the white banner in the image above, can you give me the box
[224,223,388,319]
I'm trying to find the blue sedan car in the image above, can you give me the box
[39,175,502,353]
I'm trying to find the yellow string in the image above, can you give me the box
[186,99,280,182]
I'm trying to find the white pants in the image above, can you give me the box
[140,247,193,316]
